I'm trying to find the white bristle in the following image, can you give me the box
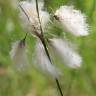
[19,1,50,34]
[34,40,60,78]
[10,40,28,71]
[55,6,89,36]
[50,38,82,68]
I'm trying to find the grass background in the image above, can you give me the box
[0,0,96,96]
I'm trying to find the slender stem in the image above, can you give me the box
[35,0,64,96]
[35,0,43,36]
[23,33,28,41]
[19,1,64,95]
[19,4,40,37]
[19,5,28,42]
[19,4,30,21]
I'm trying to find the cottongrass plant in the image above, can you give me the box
[10,0,89,96]
[54,5,89,36]
[10,36,28,71]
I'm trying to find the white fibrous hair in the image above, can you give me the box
[19,1,50,34]
[10,40,28,71]
[49,38,82,68]
[55,6,89,36]
[34,40,60,78]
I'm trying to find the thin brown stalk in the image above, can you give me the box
[35,0,64,96]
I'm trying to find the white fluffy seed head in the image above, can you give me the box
[49,38,82,68]
[55,6,89,36]
[19,1,50,34]
[10,40,28,71]
[34,40,60,78]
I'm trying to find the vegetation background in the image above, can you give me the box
[0,0,96,96]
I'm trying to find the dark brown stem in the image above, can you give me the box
[35,0,64,96]
[19,4,30,21]
[19,1,64,95]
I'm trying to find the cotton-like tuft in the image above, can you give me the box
[49,38,82,68]
[19,1,50,34]
[34,40,60,78]
[55,6,89,36]
[10,40,28,71]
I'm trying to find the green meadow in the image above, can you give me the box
[0,0,96,96]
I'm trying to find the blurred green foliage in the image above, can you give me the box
[0,0,96,96]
